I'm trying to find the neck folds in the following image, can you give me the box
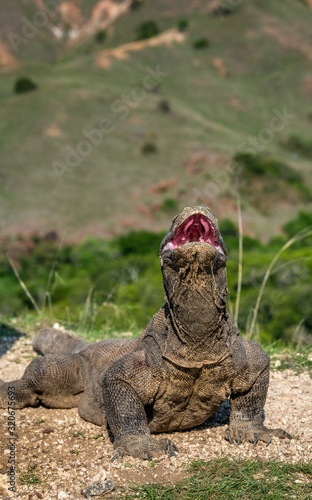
[162,260,230,364]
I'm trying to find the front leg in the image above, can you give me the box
[101,348,177,460]
[228,341,291,445]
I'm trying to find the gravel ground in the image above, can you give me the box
[0,334,311,499]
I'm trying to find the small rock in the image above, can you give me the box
[274,360,281,368]
[91,470,107,482]
[57,492,68,500]
[81,479,115,498]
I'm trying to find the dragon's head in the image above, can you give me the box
[160,206,229,339]
[160,206,227,264]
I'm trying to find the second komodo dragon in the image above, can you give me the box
[0,206,291,459]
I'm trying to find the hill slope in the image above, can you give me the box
[0,0,312,242]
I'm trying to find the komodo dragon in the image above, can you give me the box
[0,206,291,460]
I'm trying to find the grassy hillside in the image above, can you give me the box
[0,0,312,243]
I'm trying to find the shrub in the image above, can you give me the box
[234,152,303,184]
[95,30,106,43]
[219,219,261,252]
[211,5,236,17]
[136,20,159,40]
[280,134,312,159]
[14,77,38,94]
[193,37,210,49]
[162,198,178,212]
[117,231,164,256]
[219,218,238,239]
[158,99,171,113]
[177,19,189,32]
[282,211,312,241]
[141,142,158,154]
[131,0,144,10]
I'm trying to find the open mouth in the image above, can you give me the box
[162,213,225,255]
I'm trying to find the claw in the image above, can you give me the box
[111,448,123,462]
[162,439,178,457]
[225,428,234,444]
[146,452,153,462]
[266,434,272,447]
[253,433,259,447]
[237,430,243,445]
[167,442,178,457]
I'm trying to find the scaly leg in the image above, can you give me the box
[0,353,87,410]
[228,343,291,445]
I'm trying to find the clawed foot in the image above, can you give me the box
[225,426,292,447]
[111,435,178,461]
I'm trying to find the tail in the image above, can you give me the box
[33,328,89,356]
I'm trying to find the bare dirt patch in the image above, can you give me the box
[96,29,185,69]
[263,23,312,61]
[0,335,311,499]
[45,124,63,138]
[0,41,19,72]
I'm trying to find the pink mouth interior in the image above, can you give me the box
[162,214,225,254]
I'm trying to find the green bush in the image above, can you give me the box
[234,152,312,202]
[234,152,310,190]
[117,231,164,256]
[131,0,144,10]
[177,19,189,32]
[158,99,171,113]
[211,5,236,17]
[95,30,106,43]
[281,134,312,159]
[162,198,178,212]
[193,37,210,49]
[219,218,238,239]
[234,153,300,181]
[115,265,163,326]
[14,77,38,94]
[141,142,158,154]
[282,211,312,244]
[136,20,159,40]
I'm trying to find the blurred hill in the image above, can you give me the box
[0,0,312,242]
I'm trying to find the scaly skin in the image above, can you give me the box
[0,206,291,459]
